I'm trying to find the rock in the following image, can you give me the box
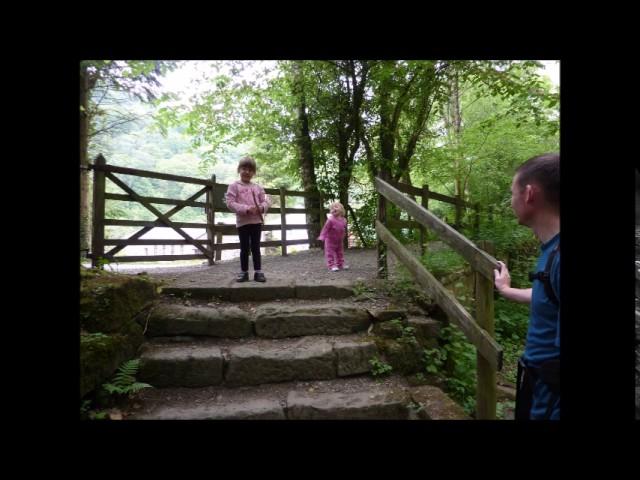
[80,326,143,398]
[333,340,378,376]
[138,345,224,387]
[80,273,158,333]
[143,304,252,338]
[286,390,410,420]
[372,321,404,339]
[496,384,516,401]
[409,385,471,420]
[367,307,407,323]
[254,304,370,338]
[407,317,442,346]
[225,339,335,386]
[375,338,424,375]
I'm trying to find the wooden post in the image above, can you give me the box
[215,222,223,261]
[376,174,388,279]
[205,175,216,265]
[419,184,429,257]
[455,197,463,230]
[280,187,287,256]
[475,240,496,420]
[318,191,325,232]
[91,154,106,268]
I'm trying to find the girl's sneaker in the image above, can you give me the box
[330,266,339,272]
[340,265,350,270]
[236,272,249,282]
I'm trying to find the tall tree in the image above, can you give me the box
[80,60,176,257]
[291,61,322,245]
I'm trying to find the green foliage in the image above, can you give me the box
[390,319,418,345]
[497,400,516,420]
[369,356,393,377]
[495,297,529,342]
[423,342,448,375]
[101,359,152,397]
[422,324,477,415]
[421,248,466,279]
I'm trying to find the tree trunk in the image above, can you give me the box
[80,64,91,258]
[449,71,464,229]
[292,61,321,247]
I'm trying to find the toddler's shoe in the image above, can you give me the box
[254,272,266,282]
[330,266,339,272]
[340,265,350,270]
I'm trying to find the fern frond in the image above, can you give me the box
[128,382,153,393]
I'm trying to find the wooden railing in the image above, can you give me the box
[381,177,481,256]
[375,175,502,420]
[89,154,327,266]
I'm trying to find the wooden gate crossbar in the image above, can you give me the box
[104,172,213,260]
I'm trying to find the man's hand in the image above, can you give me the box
[494,260,511,293]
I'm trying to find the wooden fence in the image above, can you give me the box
[375,175,502,420]
[88,154,327,266]
[381,177,480,256]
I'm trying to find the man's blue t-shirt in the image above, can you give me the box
[523,232,560,420]
[523,232,560,367]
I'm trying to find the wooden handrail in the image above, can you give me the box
[375,177,498,282]
[376,220,503,370]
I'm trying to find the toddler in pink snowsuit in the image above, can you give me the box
[317,201,348,271]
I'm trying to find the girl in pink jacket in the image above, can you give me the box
[317,201,349,271]
[225,156,271,282]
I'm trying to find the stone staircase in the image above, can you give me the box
[128,282,470,420]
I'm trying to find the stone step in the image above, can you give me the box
[127,375,470,420]
[161,279,355,301]
[254,303,371,338]
[141,303,252,338]
[142,302,375,339]
[138,334,378,388]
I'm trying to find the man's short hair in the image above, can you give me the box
[515,152,559,209]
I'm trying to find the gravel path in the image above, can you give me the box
[119,247,412,288]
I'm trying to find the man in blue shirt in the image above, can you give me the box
[494,153,560,420]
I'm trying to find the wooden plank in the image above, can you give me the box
[104,185,209,256]
[91,163,211,186]
[103,254,208,263]
[105,193,207,208]
[419,184,429,256]
[207,239,310,251]
[206,176,216,265]
[318,191,325,234]
[105,219,209,229]
[105,172,213,260]
[91,154,106,267]
[375,177,499,282]
[215,222,223,261]
[475,240,497,419]
[376,220,503,370]
[104,221,313,233]
[387,219,421,229]
[377,175,388,279]
[386,178,422,197]
[280,187,287,256]
[104,239,210,246]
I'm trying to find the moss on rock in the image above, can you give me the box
[80,269,159,333]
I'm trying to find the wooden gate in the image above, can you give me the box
[88,154,327,267]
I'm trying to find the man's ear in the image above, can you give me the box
[524,184,537,204]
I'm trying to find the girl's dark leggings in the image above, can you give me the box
[238,223,262,272]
